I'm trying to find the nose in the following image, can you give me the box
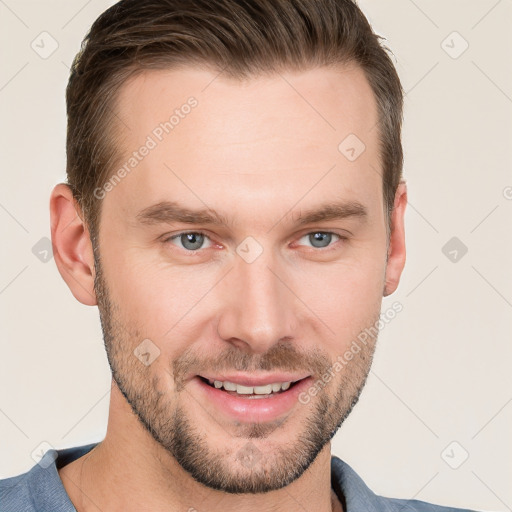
[216,245,298,354]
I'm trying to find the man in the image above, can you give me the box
[0,1,479,511]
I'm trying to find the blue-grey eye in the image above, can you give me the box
[299,232,340,249]
[170,232,211,251]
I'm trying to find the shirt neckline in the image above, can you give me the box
[32,443,374,511]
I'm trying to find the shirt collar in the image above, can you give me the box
[331,455,396,512]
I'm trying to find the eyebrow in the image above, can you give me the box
[136,201,231,227]
[136,199,368,228]
[293,200,368,226]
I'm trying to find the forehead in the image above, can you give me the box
[105,64,382,226]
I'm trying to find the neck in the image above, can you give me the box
[59,383,343,512]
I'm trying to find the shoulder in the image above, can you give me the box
[0,470,36,512]
[0,443,98,512]
[330,455,480,512]
[384,496,479,512]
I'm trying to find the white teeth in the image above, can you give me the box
[253,384,273,395]
[236,384,254,394]
[223,381,237,391]
[208,379,293,395]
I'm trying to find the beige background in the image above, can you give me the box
[1,1,511,510]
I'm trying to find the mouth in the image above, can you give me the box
[192,374,313,423]
[198,376,305,399]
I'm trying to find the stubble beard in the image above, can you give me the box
[93,250,379,494]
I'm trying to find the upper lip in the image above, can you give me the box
[197,373,310,387]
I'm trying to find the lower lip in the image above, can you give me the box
[192,376,312,423]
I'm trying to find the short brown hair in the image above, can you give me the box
[66,0,403,238]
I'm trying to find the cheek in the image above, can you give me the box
[296,257,386,348]
[103,249,220,339]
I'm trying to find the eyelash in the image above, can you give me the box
[163,230,347,253]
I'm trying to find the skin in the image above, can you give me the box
[51,64,407,512]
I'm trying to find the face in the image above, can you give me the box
[93,64,394,493]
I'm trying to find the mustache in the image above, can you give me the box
[172,342,332,389]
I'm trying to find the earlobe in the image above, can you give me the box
[383,181,407,297]
[50,183,97,306]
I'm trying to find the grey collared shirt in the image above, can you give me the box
[0,443,479,511]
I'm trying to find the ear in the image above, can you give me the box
[383,181,407,297]
[50,183,97,306]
